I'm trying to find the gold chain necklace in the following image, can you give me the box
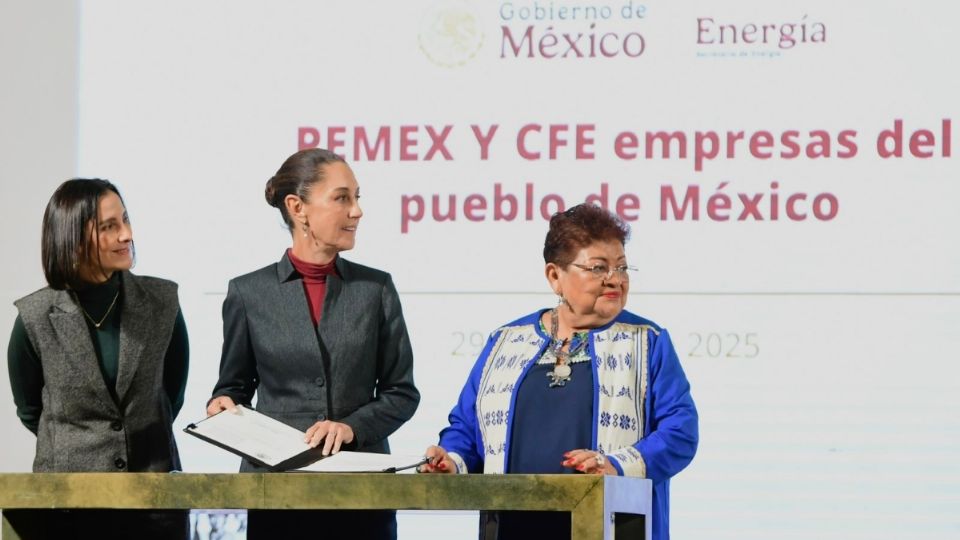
[79,290,120,329]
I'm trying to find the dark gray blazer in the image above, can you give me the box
[14,272,182,472]
[211,252,419,471]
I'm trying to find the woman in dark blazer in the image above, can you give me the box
[207,149,420,539]
[7,178,189,539]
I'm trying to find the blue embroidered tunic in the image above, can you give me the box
[438,309,699,540]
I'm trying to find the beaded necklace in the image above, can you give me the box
[544,308,588,388]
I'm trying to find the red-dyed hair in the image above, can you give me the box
[543,203,630,266]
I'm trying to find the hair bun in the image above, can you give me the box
[264,176,282,208]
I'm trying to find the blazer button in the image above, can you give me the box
[314,377,325,387]
[110,421,123,431]
[316,414,327,421]
[114,457,127,470]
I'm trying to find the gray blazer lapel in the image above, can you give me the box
[316,256,355,346]
[317,270,344,343]
[48,291,117,410]
[276,254,324,345]
[115,274,148,401]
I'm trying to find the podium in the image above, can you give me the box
[0,473,651,539]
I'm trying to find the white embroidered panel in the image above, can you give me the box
[475,324,545,474]
[595,323,651,477]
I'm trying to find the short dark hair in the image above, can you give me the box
[543,203,631,266]
[42,178,125,290]
[264,148,346,229]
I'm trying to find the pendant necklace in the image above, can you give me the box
[546,307,586,388]
[78,290,120,329]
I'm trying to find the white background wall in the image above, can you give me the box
[1,0,79,469]
[2,1,959,538]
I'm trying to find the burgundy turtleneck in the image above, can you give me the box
[287,248,339,326]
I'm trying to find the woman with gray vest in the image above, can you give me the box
[6,178,189,539]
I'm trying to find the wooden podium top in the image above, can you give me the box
[0,473,651,539]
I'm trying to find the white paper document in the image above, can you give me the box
[185,406,317,469]
[184,406,426,472]
[294,451,427,473]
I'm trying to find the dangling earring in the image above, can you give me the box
[301,223,309,238]
[556,293,564,305]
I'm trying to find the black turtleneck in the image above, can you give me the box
[74,271,123,392]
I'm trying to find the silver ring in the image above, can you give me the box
[595,453,605,467]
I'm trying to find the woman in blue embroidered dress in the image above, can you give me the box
[420,203,698,540]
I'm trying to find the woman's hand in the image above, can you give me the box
[206,396,237,417]
[418,445,456,474]
[562,449,617,475]
[304,421,355,456]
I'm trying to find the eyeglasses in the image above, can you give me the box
[570,263,636,280]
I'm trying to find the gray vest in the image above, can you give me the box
[14,271,182,472]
